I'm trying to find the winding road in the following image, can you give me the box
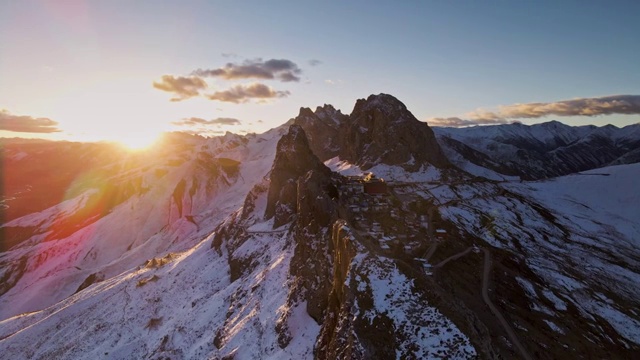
[481,248,533,360]
[426,245,532,359]
[433,246,473,268]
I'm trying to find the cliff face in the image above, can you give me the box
[342,94,450,171]
[264,125,332,228]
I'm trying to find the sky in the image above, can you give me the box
[1,0,639,147]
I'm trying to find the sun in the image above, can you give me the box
[116,132,161,151]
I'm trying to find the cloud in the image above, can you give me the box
[0,110,61,133]
[193,58,302,82]
[430,95,640,127]
[172,117,241,126]
[470,95,640,121]
[221,52,238,58]
[153,75,208,101]
[206,83,290,103]
[309,59,322,66]
[324,79,343,85]
[428,117,511,127]
[178,129,226,136]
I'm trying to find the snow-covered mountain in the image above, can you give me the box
[1,94,639,359]
[434,120,640,180]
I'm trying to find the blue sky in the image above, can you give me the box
[1,1,639,145]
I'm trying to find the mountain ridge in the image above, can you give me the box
[1,94,639,359]
[434,120,640,179]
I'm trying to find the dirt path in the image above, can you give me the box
[433,246,473,268]
[481,248,533,360]
[423,243,439,261]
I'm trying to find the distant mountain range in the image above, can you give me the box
[435,120,640,180]
[0,94,638,359]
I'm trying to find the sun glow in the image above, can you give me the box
[30,77,180,149]
[116,132,162,151]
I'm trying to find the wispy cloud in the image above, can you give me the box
[152,75,208,101]
[0,110,61,133]
[178,129,226,137]
[206,83,290,103]
[428,117,510,127]
[324,79,343,85]
[193,58,302,82]
[429,95,640,127]
[309,59,322,66]
[172,117,241,126]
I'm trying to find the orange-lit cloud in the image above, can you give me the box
[430,95,640,127]
[205,83,290,103]
[193,58,302,82]
[172,117,241,126]
[179,129,226,136]
[0,110,61,133]
[152,75,208,101]
[428,117,511,127]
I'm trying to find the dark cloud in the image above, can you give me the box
[193,58,302,82]
[0,110,61,133]
[430,95,640,127]
[152,75,208,101]
[309,59,322,66]
[206,83,290,103]
[172,117,241,126]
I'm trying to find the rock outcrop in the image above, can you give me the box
[294,94,451,171]
[341,94,450,171]
[265,125,332,228]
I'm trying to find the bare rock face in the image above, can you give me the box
[343,94,450,171]
[289,170,340,323]
[265,125,332,228]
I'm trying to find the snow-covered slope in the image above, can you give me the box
[433,163,640,354]
[0,127,285,320]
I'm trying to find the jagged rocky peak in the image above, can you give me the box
[343,93,450,170]
[265,125,332,227]
[297,106,316,119]
[315,104,344,122]
[293,105,347,161]
[296,104,346,125]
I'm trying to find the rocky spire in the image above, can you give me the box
[264,125,332,227]
[293,106,347,161]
